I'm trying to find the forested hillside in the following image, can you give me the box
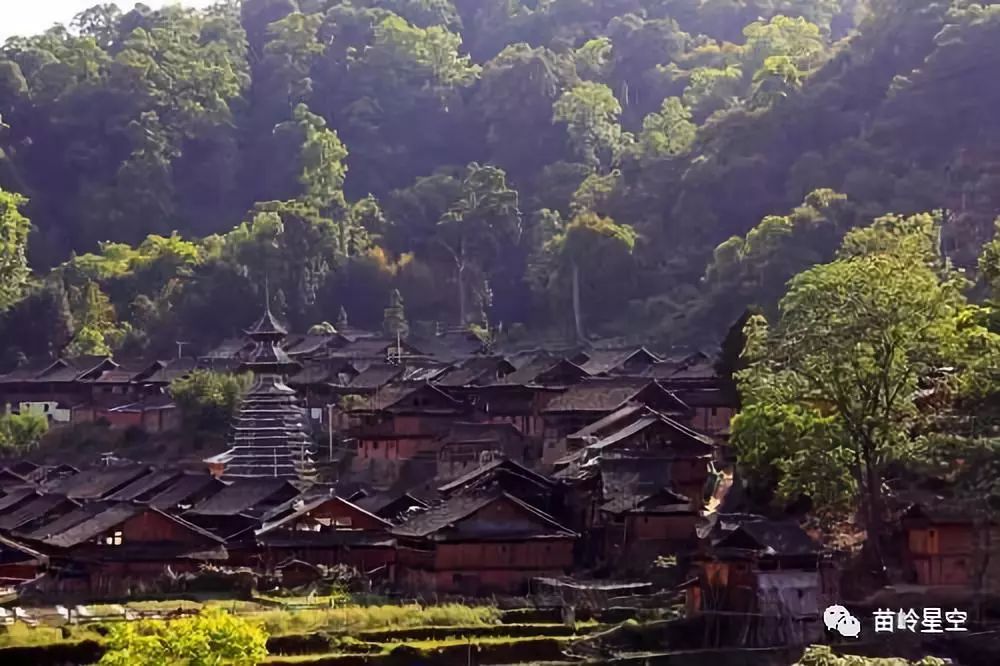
[0,0,998,363]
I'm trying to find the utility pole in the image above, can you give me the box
[327,403,335,462]
[175,341,190,359]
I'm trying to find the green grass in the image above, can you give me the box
[0,623,105,649]
[268,634,571,663]
[254,603,501,636]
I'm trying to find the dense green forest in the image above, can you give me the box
[1,0,999,362]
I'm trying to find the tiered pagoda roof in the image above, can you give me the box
[207,302,317,482]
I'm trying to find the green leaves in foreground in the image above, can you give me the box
[796,645,945,666]
[99,608,268,666]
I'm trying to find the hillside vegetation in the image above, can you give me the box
[0,0,999,360]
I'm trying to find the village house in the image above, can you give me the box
[598,486,699,568]
[351,383,482,486]
[540,379,694,465]
[254,492,396,577]
[436,458,564,518]
[0,534,47,585]
[687,516,832,648]
[897,499,1000,590]
[435,422,536,481]
[16,502,227,597]
[393,489,577,595]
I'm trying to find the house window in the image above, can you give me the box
[103,530,123,546]
[334,517,353,528]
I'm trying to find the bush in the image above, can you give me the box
[99,608,267,666]
[170,370,252,431]
[0,412,48,452]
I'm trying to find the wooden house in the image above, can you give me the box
[689,518,829,648]
[255,494,396,575]
[351,383,481,485]
[598,487,699,566]
[183,477,303,548]
[18,503,226,597]
[394,490,577,595]
[435,422,535,481]
[575,347,662,377]
[0,534,46,584]
[899,501,1000,590]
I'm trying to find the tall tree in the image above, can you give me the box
[0,187,31,311]
[435,163,521,325]
[544,211,637,341]
[553,82,629,170]
[733,213,1000,577]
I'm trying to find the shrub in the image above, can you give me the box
[99,608,267,666]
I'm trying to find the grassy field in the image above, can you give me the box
[255,603,502,635]
[0,622,106,649]
[266,634,573,663]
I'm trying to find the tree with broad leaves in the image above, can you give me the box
[0,187,31,312]
[733,212,1000,579]
[553,82,629,170]
[543,210,637,342]
[435,163,521,326]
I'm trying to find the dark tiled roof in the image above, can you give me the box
[7,461,40,478]
[0,488,40,513]
[542,378,649,413]
[44,465,153,500]
[19,502,112,543]
[715,520,820,557]
[203,338,254,360]
[589,412,713,453]
[0,468,32,488]
[599,487,693,515]
[145,358,199,384]
[188,478,301,517]
[393,491,574,540]
[0,361,55,383]
[106,470,183,502]
[355,492,429,521]
[495,354,559,386]
[578,350,635,376]
[435,357,515,387]
[346,384,416,412]
[147,474,225,511]
[246,307,288,337]
[284,334,338,356]
[348,364,404,390]
[43,504,223,549]
[566,404,645,442]
[257,494,390,536]
[0,494,78,531]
